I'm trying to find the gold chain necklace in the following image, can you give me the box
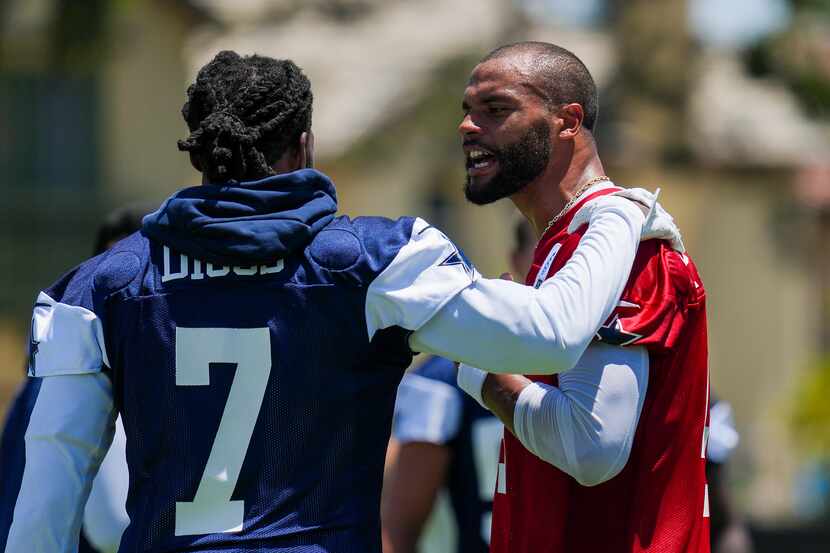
[542,175,611,235]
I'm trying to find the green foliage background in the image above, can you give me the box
[792,358,830,460]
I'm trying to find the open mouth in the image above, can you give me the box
[465,148,498,176]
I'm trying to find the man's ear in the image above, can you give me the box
[557,103,584,140]
[272,132,315,173]
[299,131,315,169]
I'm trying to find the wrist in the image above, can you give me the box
[457,363,488,408]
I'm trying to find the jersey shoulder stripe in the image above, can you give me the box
[364,218,478,339]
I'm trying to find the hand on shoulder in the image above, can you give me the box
[569,188,686,253]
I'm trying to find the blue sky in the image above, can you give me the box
[519,0,792,49]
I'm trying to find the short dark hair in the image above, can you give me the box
[178,51,313,183]
[482,41,599,131]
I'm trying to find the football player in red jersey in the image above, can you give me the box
[456,42,710,553]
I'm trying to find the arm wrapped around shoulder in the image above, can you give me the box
[411,195,646,374]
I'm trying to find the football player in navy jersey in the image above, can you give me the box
[381,219,533,553]
[3,51,679,553]
[706,397,753,553]
[0,204,148,553]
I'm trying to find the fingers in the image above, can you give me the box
[630,200,650,216]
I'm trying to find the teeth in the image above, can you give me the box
[469,149,488,160]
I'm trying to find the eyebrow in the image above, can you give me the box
[462,91,517,110]
[479,92,516,103]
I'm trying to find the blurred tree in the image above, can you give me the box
[310,0,376,21]
[791,0,830,11]
[335,53,479,177]
[746,0,830,118]
[49,0,114,73]
[792,357,830,460]
[0,0,118,73]
[604,0,697,164]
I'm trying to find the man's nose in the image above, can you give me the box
[458,114,481,136]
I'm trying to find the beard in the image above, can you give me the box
[464,121,551,205]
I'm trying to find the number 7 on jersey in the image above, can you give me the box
[174,327,272,536]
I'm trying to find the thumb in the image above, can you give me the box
[500,272,514,281]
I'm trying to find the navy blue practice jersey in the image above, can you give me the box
[392,356,502,553]
[5,170,478,553]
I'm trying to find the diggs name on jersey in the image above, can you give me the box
[161,246,285,282]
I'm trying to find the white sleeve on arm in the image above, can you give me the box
[4,290,116,553]
[392,373,463,445]
[28,291,110,376]
[513,343,649,486]
[4,373,115,553]
[365,218,480,341]
[409,196,644,374]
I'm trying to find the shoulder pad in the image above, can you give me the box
[308,227,363,272]
[92,232,146,296]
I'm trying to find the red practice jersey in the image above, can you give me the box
[490,188,710,553]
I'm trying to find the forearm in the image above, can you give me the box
[382,532,418,553]
[381,441,449,553]
[480,373,531,435]
[460,345,648,487]
[4,373,115,552]
[411,196,644,374]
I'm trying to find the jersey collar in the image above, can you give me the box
[538,183,621,244]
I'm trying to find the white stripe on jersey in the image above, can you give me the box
[30,291,109,377]
[365,218,478,340]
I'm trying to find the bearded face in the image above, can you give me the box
[463,119,551,205]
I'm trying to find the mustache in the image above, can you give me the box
[462,140,495,151]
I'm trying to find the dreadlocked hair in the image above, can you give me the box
[178,51,313,183]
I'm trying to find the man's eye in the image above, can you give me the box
[489,106,509,114]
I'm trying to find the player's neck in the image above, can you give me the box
[511,142,605,239]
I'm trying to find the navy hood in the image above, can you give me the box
[142,169,338,266]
